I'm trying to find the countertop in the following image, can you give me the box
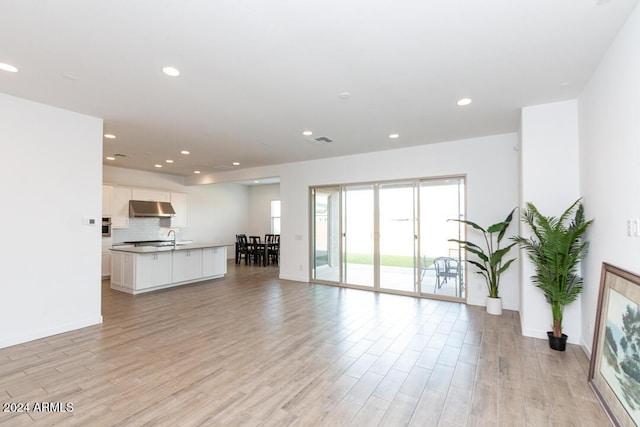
[110,242,227,254]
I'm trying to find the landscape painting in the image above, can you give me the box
[590,263,640,427]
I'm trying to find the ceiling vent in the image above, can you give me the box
[310,136,333,144]
[114,153,127,157]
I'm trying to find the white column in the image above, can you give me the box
[519,100,581,343]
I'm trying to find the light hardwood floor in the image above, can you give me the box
[1,261,609,426]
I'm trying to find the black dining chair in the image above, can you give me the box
[248,235,264,265]
[236,234,251,265]
[265,234,279,266]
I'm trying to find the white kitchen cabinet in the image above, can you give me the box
[102,185,113,216]
[101,253,111,278]
[101,237,112,278]
[111,251,128,288]
[172,249,203,283]
[112,187,131,228]
[110,244,226,294]
[170,192,187,228]
[202,247,227,278]
[112,251,172,291]
[131,188,170,202]
[135,251,173,290]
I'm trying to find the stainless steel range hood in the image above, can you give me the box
[129,200,176,217]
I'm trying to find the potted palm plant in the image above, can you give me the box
[449,208,517,315]
[512,198,593,351]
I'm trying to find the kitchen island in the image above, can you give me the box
[110,243,227,294]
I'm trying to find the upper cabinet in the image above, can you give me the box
[131,188,170,202]
[170,192,187,228]
[112,187,131,228]
[102,185,187,229]
[102,185,113,216]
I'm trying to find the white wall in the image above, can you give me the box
[189,133,520,310]
[578,4,640,353]
[0,94,103,349]
[247,184,281,237]
[519,100,582,343]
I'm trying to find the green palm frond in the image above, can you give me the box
[512,198,593,338]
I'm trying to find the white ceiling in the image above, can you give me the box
[1,0,637,176]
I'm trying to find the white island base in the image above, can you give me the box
[110,244,227,294]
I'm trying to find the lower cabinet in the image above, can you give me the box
[101,253,111,278]
[173,249,203,283]
[110,251,130,289]
[111,246,226,294]
[203,247,227,277]
[135,252,173,290]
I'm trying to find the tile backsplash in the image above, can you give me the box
[112,217,179,244]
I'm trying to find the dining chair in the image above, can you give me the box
[265,234,279,265]
[236,234,251,265]
[248,235,264,265]
[433,257,462,295]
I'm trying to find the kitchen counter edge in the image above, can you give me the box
[110,243,228,254]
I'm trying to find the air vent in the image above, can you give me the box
[210,165,235,171]
[311,136,333,144]
[114,153,127,158]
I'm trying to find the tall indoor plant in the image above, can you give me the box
[512,198,593,351]
[449,208,517,315]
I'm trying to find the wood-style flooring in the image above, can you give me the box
[1,261,609,426]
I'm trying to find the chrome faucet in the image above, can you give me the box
[167,229,177,249]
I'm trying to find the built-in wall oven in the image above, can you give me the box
[102,217,112,237]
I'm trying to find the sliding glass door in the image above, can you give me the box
[379,182,417,293]
[311,187,340,282]
[419,178,465,298]
[342,185,375,287]
[311,176,465,300]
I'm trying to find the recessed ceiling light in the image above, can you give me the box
[162,66,180,77]
[302,131,313,136]
[232,162,240,166]
[457,98,472,106]
[194,170,201,174]
[154,164,162,168]
[339,92,351,100]
[104,134,116,139]
[0,63,18,73]
[165,159,174,163]
[181,150,190,155]
[106,156,115,161]
[254,180,260,184]
[389,133,400,139]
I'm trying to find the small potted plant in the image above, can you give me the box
[512,199,593,351]
[449,208,517,315]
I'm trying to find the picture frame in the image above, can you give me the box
[589,263,640,427]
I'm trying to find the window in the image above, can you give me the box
[271,200,281,234]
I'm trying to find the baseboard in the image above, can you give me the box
[0,315,103,350]
[278,274,308,283]
[521,327,581,344]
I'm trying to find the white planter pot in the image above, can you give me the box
[486,296,503,315]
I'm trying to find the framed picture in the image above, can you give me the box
[589,263,640,427]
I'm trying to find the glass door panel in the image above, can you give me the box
[419,178,465,299]
[342,185,374,287]
[379,182,416,292]
[312,187,340,282]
